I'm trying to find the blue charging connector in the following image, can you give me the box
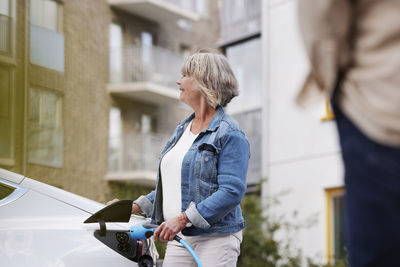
[129,224,156,239]
[129,224,203,267]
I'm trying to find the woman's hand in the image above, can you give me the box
[131,203,142,214]
[106,198,143,215]
[153,213,190,242]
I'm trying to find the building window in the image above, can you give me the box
[225,37,262,114]
[326,187,346,264]
[0,64,14,166]
[30,0,62,32]
[0,0,13,56]
[0,0,10,19]
[28,88,63,167]
[141,32,153,64]
[30,0,64,72]
[232,109,261,185]
[108,107,122,172]
[109,22,123,83]
[219,0,261,43]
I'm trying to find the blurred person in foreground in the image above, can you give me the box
[108,49,250,267]
[298,0,400,266]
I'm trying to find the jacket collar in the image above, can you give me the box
[179,106,225,133]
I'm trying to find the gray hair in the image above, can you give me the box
[181,49,239,108]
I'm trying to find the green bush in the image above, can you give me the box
[239,193,301,267]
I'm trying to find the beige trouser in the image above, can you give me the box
[162,231,242,267]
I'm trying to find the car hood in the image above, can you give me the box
[21,177,105,215]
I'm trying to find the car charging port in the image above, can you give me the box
[116,232,131,252]
[116,232,129,243]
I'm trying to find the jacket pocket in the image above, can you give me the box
[198,179,219,202]
[197,143,219,183]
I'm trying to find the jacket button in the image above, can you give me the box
[205,157,209,162]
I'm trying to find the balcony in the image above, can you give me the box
[106,132,169,185]
[108,45,183,105]
[107,0,199,24]
[0,14,12,56]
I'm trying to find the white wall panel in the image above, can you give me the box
[269,154,344,261]
[268,0,340,164]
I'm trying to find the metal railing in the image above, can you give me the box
[109,45,183,88]
[108,132,170,173]
[0,14,11,55]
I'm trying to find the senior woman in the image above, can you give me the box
[109,49,250,266]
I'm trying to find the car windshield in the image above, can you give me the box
[0,183,15,201]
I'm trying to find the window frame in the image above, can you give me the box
[0,0,16,58]
[29,0,64,72]
[30,0,63,33]
[0,62,15,167]
[222,35,262,115]
[325,186,346,264]
[28,87,64,168]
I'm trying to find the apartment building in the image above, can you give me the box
[0,0,220,201]
[106,0,219,187]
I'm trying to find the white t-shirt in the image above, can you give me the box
[161,120,198,221]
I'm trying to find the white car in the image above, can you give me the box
[0,168,158,267]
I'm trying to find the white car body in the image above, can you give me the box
[0,168,156,267]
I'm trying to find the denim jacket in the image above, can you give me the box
[135,106,250,236]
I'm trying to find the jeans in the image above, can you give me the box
[334,105,400,267]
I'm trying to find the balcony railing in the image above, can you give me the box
[219,0,261,44]
[107,0,199,23]
[108,45,183,104]
[107,132,169,184]
[110,45,182,87]
[0,14,11,55]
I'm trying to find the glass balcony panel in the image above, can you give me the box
[30,24,64,72]
[110,45,182,88]
[108,132,169,174]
